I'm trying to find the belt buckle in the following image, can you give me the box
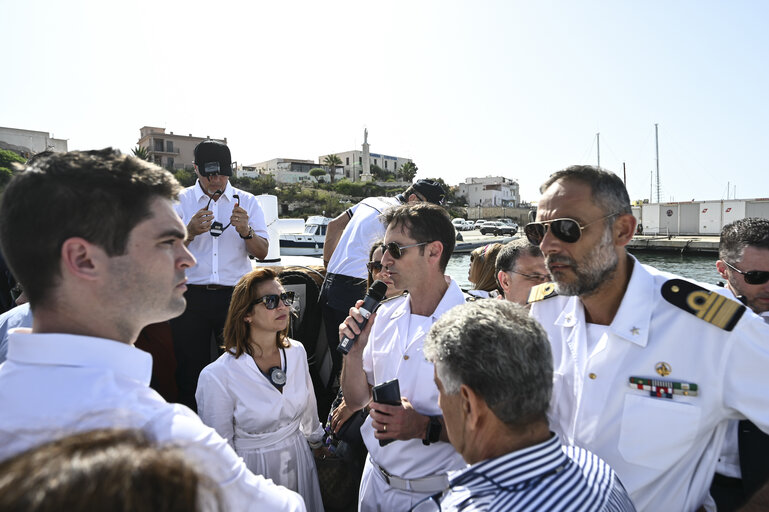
[378,465,392,485]
[205,284,220,291]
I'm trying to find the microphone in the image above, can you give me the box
[337,280,388,355]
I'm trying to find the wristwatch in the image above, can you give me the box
[239,226,254,239]
[422,416,442,445]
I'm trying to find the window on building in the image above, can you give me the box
[346,157,350,165]
[166,141,174,153]
[167,157,174,169]
[374,159,378,165]
[385,161,388,169]
[359,157,362,164]
[154,139,164,152]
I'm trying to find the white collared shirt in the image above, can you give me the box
[0,330,305,512]
[175,181,268,286]
[531,257,769,512]
[361,278,466,479]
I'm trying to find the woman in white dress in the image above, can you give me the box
[196,268,325,512]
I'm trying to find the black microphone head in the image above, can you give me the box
[369,280,388,301]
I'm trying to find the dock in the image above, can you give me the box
[627,235,719,254]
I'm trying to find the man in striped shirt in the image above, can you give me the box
[421,301,635,511]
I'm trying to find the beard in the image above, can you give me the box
[546,226,619,297]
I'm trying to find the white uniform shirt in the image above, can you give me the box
[531,258,769,512]
[361,279,466,478]
[327,196,400,279]
[175,181,268,286]
[0,330,305,512]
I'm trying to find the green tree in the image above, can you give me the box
[0,149,25,169]
[173,168,197,187]
[322,154,342,184]
[131,146,150,160]
[309,168,326,184]
[399,161,418,182]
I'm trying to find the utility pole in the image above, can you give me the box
[655,123,661,203]
[596,133,600,168]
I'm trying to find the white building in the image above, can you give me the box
[243,158,343,184]
[136,126,226,171]
[0,126,68,157]
[457,176,520,207]
[319,150,412,182]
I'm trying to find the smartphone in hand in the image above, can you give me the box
[372,379,401,446]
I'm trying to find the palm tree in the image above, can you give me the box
[131,146,150,161]
[399,161,418,182]
[323,154,342,184]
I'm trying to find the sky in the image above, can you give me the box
[3,0,769,204]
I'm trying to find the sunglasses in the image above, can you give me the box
[722,260,769,285]
[380,241,431,259]
[251,291,295,310]
[524,212,619,245]
[367,261,384,273]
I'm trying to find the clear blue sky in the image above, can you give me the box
[4,0,768,204]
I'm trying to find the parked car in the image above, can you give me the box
[480,222,518,236]
[452,218,472,231]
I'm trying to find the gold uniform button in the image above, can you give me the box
[403,355,409,360]
[589,373,597,380]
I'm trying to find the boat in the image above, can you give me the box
[279,216,332,256]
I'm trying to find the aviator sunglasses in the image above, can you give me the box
[722,260,769,285]
[251,291,296,310]
[524,212,619,245]
[380,241,432,259]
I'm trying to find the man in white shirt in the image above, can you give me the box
[525,165,769,512]
[494,238,548,305]
[340,203,465,512]
[0,149,304,511]
[711,218,769,510]
[171,140,269,410]
[321,179,446,404]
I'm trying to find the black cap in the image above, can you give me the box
[412,179,446,205]
[194,140,232,177]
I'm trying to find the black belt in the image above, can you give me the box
[187,284,234,291]
[324,272,366,288]
[712,472,743,489]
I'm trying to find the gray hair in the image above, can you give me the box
[719,218,769,264]
[540,165,632,217]
[495,238,543,273]
[424,301,553,427]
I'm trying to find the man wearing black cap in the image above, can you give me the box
[319,180,445,406]
[172,140,269,410]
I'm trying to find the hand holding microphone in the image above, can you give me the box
[338,280,388,355]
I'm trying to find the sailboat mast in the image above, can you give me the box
[597,132,600,168]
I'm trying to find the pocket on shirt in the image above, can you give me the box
[618,393,700,469]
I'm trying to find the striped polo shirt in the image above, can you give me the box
[434,434,635,512]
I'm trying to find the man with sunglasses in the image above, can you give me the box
[495,238,547,305]
[340,203,466,512]
[419,300,634,512]
[0,149,304,511]
[526,165,769,512]
[320,180,446,409]
[711,218,769,510]
[171,140,269,410]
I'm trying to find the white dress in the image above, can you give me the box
[196,339,325,512]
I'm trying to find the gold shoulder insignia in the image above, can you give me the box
[661,278,745,331]
[527,282,558,304]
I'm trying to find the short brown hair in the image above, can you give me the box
[0,428,222,512]
[223,268,291,358]
[0,149,182,308]
[382,203,455,271]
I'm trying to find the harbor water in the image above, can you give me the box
[446,250,722,290]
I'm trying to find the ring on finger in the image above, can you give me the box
[383,424,387,432]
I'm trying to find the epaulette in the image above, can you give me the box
[527,283,558,304]
[661,278,745,331]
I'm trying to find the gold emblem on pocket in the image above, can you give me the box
[655,362,672,377]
